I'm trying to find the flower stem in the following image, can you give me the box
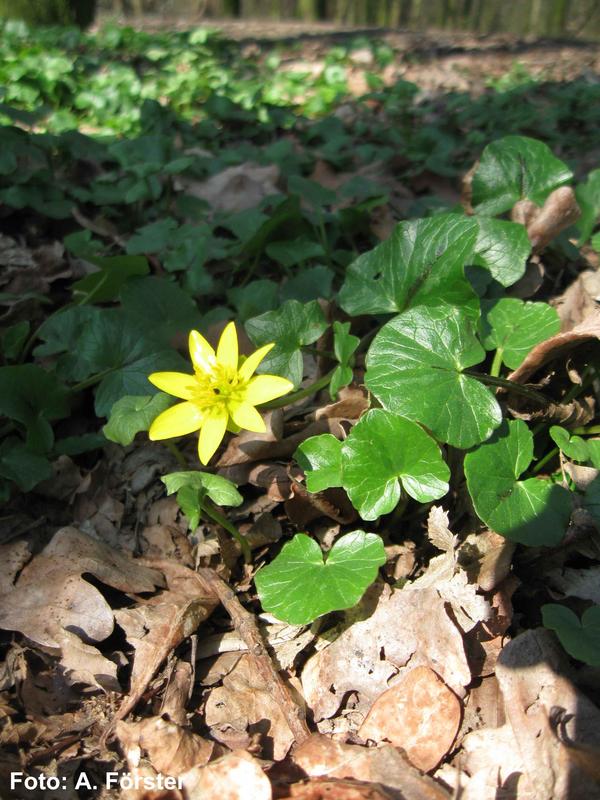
[466,371,552,407]
[490,348,504,378]
[262,369,335,410]
[165,441,188,468]
[533,446,559,474]
[201,499,251,563]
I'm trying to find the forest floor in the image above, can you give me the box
[1,15,600,800]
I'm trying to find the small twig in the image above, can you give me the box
[197,568,311,745]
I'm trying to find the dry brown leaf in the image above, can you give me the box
[180,163,279,213]
[280,780,395,799]
[291,734,452,800]
[204,652,298,760]
[426,506,457,553]
[180,750,272,800]
[0,528,164,689]
[359,666,462,772]
[546,565,600,604]
[301,584,470,723]
[112,562,218,728]
[0,539,31,594]
[553,269,600,331]
[314,385,369,422]
[526,187,581,253]
[505,311,600,425]
[116,716,214,776]
[495,628,600,800]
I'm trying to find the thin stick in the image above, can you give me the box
[197,568,311,745]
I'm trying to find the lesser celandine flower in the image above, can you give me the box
[148,322,293,465]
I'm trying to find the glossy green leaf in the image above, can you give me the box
[465,419,572,546]
[0,365,70,452]
[295,434,343,493]
[338,214,479,318]
[120,276,203,345]
[161,470,243,507]
[575,169,600,244]
[103,393,173,445]
[341,410,449,520]
[480,298,560,369]
[71,255,150,303]
[549,426,590,463]
[245,299,328,387]
[471,135,573,216]
[542,604,600,667]
[255,531,386,624]
[473,218,531,287]
[366,305,501,448]
[280,266,334,303]
[0,438,52,491]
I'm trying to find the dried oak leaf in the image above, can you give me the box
[0,527,164,690]
[504,311,600,425]
[291,734,452,800]
[301,583,470,723]
[495,628,600,800]
[525,187,581,253]
[204,652,299,761]
[112,561,218,727]
[116,716,214,776]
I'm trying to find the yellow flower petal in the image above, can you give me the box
[189,330,215,374]
[244,375,294,406]
[216,321,238,371]
[148,371,197,400]
[197,407,228,465]
[149,402,204,440]
[238,343,274,381]
[230,401,266,432]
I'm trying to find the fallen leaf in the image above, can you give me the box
[291,734,452,799]
[359,666,461,772]
[546,565,600,604]
[526,187,581,252]
[180,750,272,800]
[112,561,218,727]
[116,716,214,776]
[553,269,600,331]
[181,163,280,213]
[204,653,298,760]
[301,584,470,723]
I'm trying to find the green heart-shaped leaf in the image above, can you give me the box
[103,393,173,446]
[465,419,572,546]
[471,135,573,216]
[296,433,343,493]
[338,214,479,318]
[473,218,531,287]
[161,470,243,508]
[341,410,449,520]
[549,426,591,463]
[480,298,560,370]
[542,604,600,667]
[255,531,386,624]
[366,305,501,448]
[245,299,328,387]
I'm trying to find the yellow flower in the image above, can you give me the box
[148,322,293,465]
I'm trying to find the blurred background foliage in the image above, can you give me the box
[1,0,599,38]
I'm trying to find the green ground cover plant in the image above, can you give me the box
[1,20,600,674]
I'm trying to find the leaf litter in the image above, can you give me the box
[1,19,600,800]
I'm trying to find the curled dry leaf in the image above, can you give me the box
[280,780,397,800]
[116,716,214,776]
[553,269,600,331]
[179,162,280,213]
[505,311,600,425]
[359,666,462,773]
[204,653,299,761]
[495,628,600,800]
[291,734,452,800]
[525,187,581,253]
[0,527,164,689]
[301,584,470,723]
[112,561,218,729]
